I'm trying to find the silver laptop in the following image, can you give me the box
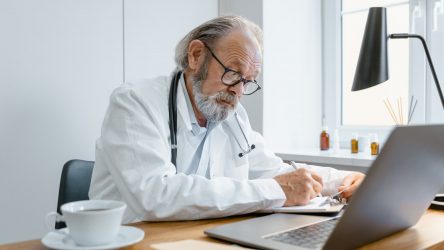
[205,125,444,249]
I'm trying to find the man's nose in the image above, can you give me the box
[228,82,244,97]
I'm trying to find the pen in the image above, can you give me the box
[290,161,322,197]
[330,185,352,201]
[290,160,298,170]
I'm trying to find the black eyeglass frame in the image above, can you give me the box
[202,42,262,95]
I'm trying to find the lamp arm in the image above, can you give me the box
[390,33,444,109]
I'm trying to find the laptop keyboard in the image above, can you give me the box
[265,218,339,249]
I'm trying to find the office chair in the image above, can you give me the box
[55,159,94,229]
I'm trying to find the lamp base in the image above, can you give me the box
[430,194,444,210]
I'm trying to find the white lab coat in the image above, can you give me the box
[89,73,350,223]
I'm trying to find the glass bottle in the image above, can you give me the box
[320,126,330,151]
[351,133,359,154]
[371,134,379,156]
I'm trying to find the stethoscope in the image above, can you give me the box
[168,70,255,166]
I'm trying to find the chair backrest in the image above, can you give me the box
[55,159,94,229]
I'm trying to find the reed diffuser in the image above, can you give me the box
[383,96,418,125]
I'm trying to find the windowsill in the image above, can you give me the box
[276,148,376,168]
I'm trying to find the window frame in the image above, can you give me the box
[322,0,429,146]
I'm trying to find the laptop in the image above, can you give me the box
[205,125,444,249]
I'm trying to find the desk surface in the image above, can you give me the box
[3,209,444,250]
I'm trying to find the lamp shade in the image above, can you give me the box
[351,7,389,91]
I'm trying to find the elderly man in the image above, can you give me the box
[89,16,364,223]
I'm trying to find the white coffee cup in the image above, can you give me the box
[45,200,126,246]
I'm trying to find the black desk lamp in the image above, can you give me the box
[352,7,444,109]
[352,7,444,210]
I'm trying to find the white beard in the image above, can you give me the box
[192,78,238,123]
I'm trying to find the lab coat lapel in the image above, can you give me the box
[175,76,215,177]
[176,77,192,132]
[208,125,228,177]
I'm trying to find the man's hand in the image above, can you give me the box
[338,172,365,199]
[274,168,323,206]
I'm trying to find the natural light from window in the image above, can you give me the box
[342,0,410,126]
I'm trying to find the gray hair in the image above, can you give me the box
[174,15,263,71]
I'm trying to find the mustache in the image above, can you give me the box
[213,91,238,105]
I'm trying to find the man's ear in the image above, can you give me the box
[187,40,206,72]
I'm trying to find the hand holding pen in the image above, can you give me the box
[290,161,323,198]
[273,161,323,206]
[290,161,365,203]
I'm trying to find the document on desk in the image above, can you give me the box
[259,197,344,213]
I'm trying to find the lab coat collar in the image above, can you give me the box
[177,73,193,132]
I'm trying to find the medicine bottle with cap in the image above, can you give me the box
[371,134,379,156]
[351,133,359,154]
[320,126,330,151]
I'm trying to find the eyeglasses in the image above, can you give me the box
[202,42,262,95]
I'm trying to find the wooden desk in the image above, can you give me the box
[3,210,444,250]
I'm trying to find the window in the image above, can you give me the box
[342,0,410,126]
[323,0,444,143]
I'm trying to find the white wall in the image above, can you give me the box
[124,0,217,81]
[0,0,217,244]
[263,0,323,151]
[0,0,123,244]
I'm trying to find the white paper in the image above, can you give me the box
[259,197,343,213]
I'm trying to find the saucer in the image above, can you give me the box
[41,226,144,250]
